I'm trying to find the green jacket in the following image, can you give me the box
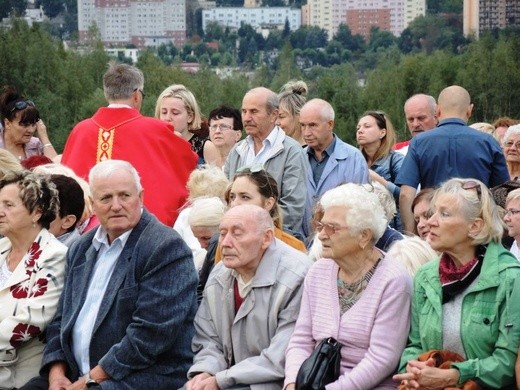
[399,241,520,389]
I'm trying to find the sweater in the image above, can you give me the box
[285,255,412,389]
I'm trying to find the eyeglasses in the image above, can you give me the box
[505,208,520,216]
[504,141,520,149]
[315,222,348,236]
[134,88,145,98]
[209,124,234,132]
[461,180,482,202]
[10,100,35,113]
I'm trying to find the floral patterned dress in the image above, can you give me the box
[0,229,67,388]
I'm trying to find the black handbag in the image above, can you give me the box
[295,337,342,390]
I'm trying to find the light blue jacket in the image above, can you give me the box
[302,136,369,239]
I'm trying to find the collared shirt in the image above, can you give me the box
[231,269,254,298]
[307,136,336,185]
[244,126,280,166]
[72,226,133,375]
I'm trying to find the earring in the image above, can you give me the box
[32,221,36,228]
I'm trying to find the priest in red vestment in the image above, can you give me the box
[61,63,197,226]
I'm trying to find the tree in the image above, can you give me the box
[333,23,366,53]
[39,0,64,18]
[368,27,397,51]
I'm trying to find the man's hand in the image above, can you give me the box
[186,372,220,390]
[285,383,296,390]
[49,362,72,390]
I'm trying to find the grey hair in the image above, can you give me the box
[404,94,436,116]
[189,197,227,228]
[502,124,520,146]
[103,62,144,101]
[362,181,396,223]
[0,170,59,229]
[319,183,387,243]
[433,178,504,245]
[89,160,143,195]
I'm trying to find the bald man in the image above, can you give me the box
[396,85,509,233]
[224,87,307,238]
[186,205,311,390]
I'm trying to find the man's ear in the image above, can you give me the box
[262,228,275,250]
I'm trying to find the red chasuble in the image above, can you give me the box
[62,107,197,226]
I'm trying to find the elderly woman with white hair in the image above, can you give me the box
[285,183,412,389]
[502,124,520,180]
[395,178,520,390]
[188,197,227,270]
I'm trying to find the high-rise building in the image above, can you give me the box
[303,0,426,40]
[78,0,186,48]
[202,7,301,34]
[464,0,520,38]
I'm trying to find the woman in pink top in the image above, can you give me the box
[285,183,412,389]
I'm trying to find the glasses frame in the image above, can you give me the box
[504,140,520,149]
[133,88,145,98]
[10,100,35,113]
[505,208,520,217]
[315,221,348,236]
[209,124,234,132]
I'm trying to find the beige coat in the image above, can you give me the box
[0,229,67,389]
[189,239,312,389]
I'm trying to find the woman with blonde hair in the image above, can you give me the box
[357,111,404,230]
[155,84,217,164]
[173,165,229,265]
[395,178,520,389]
[0,149,22,177]
[277,80,308,145]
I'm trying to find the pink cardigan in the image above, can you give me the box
[284,255,412,389]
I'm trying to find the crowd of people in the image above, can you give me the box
[1,61,520,390]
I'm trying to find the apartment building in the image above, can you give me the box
[78,0,186,48]
[464,0,520,38]
[202,7,301,33]
[303,0,426,39]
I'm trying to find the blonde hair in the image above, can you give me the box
[187,165,229,201]
[470,122,494,134]
[433,178,504,245]
[154,84,202,131]
[0,149,22,178]
[387,236,437,277]
[278,80,308,117]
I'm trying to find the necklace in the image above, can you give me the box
[337,258,381,314]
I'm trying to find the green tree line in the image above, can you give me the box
[1,19,520,152]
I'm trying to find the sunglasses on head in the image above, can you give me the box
[461,180,482,202]
[10,100,35,113]
[236,164,265,174]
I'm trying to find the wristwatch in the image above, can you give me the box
[84,372,98,388]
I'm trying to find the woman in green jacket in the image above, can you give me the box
[394,178,520,390]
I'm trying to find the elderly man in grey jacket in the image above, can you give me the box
[185,205,312,390]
